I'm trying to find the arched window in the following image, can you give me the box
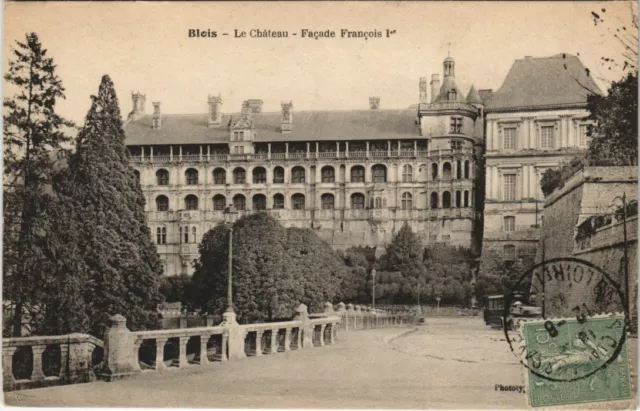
[351,165,365,183]
[321,193,335,209]
[185,195,199,210]
[183,225,189,243]
[375,197,383,209]
[442,162,452,180]
[464,160,470,179]
[233,194,246,211]
[156,195,169,211]
[321,166,335,183]
[402,165,413,182]
[191,226,197,244]
[456,160,462,179]
[442,191,451,208]
[292,193,305,210]
[252,167,267,184]
[156,169,169,186]
[431,163,438,181]
[430,192,438,209]
[464,191,469,207]
[372,164,387,183]
[503,245,516,261]
[134,170,141,181]
[213,194,226,211]
[401,192,412,210]
[253,194,267,211]
[291,166,305,184]
[213,168,226,185]
[351,193,365,209]
[233,168,246,184]
[185,168,198,185]
[156,227,166,245]
[273,194,285,209]
[455,190,461,208]
[273,167,285,184]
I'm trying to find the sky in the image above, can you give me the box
[4,1,637,124]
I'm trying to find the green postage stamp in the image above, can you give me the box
[521,315,633,408]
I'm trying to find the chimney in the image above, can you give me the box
[246,99,263,114]
[281,101,293,133]
[369,96,380,110]
[419,77,428,104]
[207,94,223,127]
[152,102,161,129]
[430,74,440,103]
[127,91,146,121]
[240,100,251,120]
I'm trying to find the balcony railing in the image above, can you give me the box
[289,152,307,159]
[349,151,366,158]
[271,153,286,160]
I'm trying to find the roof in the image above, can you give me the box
[486,54,602,112]
[466,85,482,104]
[124,109,421,146]
[433,76,466,103]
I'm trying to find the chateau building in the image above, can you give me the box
[124,56,484,276]
[481,54,601,261]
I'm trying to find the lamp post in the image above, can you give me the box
[610,194,630,328]
[223,204,238,324]
[371,268,376,311]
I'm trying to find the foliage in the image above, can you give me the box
[46,75,164,336]
[337,247,374,304]
[2,33,74,336]
[160,275,192,303]
[586,72,638,166]
[477,249,536,301]
[539,156,585,197]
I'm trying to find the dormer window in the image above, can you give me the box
[450,117,462,134]
[448,89,457,101]
[233,131,244,142]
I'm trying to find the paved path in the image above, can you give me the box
[4,318,527,409]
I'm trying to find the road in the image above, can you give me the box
[5,318,528,409]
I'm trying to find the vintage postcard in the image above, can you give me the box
[2,1,638,409]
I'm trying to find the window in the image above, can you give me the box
[233,168,246,184]
[351,193,365,209]
[456,161,461,179]
[503,244,516,261]
[448,89,457,101]
[402,165,413,182]
[540,126,555,149]
[185,195,199,210]
[372,165,387,183]
[504,216,515,232]
[156,169,169,186]
[503,127,516,149]
[191,227,197,244]
[156,227,166,245]
[273,194,285,209]
[156,195,169,211]
[321,193,335,209]
[442,162,452,180]
[431,163,438,181]
[375,197,383,209]
[233,146,244,155]
[450,117,462,133]
[351,166,365,183]
[442,191,451,208]
[464,160,470,179]
[233,194,246,211]
[252,167,267,184]
[579,124,589,147]
[233,131,244,141]
[503,174,516,201]
[213,195,226,211]
[253,194,266,211]
[186,169,198,185]
[464,191,469,207]
[292,194,305,210]
[273,167,285,184]
[321,166,335,183]
[401,192,412,210]
[183,225,189,243]
[430,192,438,209]
[455,191,461,208]
[213,168,226,184]
[292,166,305,184]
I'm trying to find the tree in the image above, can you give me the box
[338,247,374,304]
[160,274,192,304]
[48,75,163,336]
[3,33,74,336]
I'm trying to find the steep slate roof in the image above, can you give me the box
[486,54,602,112]
[124,109,421,146]
[466,85,482,104]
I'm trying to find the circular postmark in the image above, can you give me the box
[503,257,629,382]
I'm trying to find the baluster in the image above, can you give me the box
[220,333,228,362]
[319,324,326,346]
[3,346,16,389]
[199,335,209,365]
[31,345,46,381]
[270,329,278,354]
[283,328,291,352]
[132,339,142,371]
[178,337,189,368]
[296,327,302,349]
[155,338,167,370]
[255,330,264,356]
[58,343,70,380]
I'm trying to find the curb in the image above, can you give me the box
[383,327,418,346]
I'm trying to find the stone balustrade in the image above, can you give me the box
[3,333,104,392]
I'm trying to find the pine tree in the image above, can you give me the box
[52,75,163,336]
[3,33,74,336]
